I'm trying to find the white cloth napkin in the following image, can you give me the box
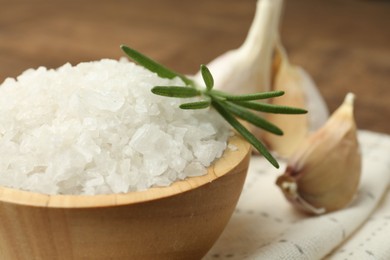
[205,130,390,260]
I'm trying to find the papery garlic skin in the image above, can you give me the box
[276,93,361,214]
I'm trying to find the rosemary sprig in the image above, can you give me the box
[121,45,308,168]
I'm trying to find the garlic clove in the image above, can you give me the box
[276,93,361,214]
[262,40,329,158]
[261,43,310,157]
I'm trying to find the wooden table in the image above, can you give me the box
[0,0,389,134]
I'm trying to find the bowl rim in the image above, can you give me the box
[0,134,251,209]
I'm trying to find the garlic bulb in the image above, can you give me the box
[193,0,328,151]
[276,93,361,214]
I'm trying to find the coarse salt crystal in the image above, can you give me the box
[0,59,231,195]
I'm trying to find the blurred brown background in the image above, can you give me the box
[0,0,389,134]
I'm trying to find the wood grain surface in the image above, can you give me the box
[0,0,389,134]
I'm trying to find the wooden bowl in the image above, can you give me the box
[0,134,251,260]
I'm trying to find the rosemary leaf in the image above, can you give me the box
[200,64,214,91]
[223,101,283,136]
[180,100,210,109]
[121,45,193,85]
[232,100,307,114]
[212,98,279,168]
[151,86,200,98]
[210,90,285,101]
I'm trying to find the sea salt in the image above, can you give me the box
[0,59,231,195]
